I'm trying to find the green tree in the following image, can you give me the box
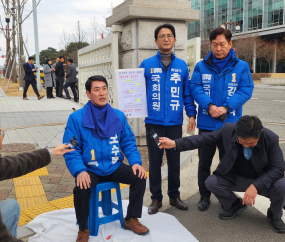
[39,47,59,65]
[66,42,89,53]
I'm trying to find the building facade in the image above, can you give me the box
[188,0,285,73]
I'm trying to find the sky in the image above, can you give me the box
[0,0,124,66]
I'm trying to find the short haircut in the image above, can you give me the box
[85,75,108,92]
[154,23,176,40]
[209,27,232,43]
[236,115,263,139]
[59,56,64,60]
[28,56,34,61]
[45,58,51,64]
[67,59,73,63]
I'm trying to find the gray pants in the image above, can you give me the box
[205,174,285,220]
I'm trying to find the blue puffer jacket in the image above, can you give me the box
[190,49,254,131]
[63,103,142,177]
[139,51,196,126]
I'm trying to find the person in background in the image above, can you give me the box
[43,59,56,99]
[22,56,44,100]
[54,57,60,97]
[0,128,74,242]
[190,27,254,211]
[55,56,65,98]
[63,59,78,102]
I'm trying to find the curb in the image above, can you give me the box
[254,84,285,91]
[17,149,194,239]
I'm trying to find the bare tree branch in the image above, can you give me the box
[21,0,41,23]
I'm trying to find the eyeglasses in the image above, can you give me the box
[158,34,174,40]
[0,130,4,139]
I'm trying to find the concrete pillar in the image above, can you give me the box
[273,40,277,73]
[243,0,249,32]
[253,41,256,73]
[106,0,199,145]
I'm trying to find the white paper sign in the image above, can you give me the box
[116,68,148,118]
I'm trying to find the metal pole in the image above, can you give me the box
[2,51,11,86]
[32,0,41,90]
[6,53,17,91]
[16,5,21,85]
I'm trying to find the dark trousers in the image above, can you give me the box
[206,174,285,220]
[74,163,146,231]
[63,82,77,102]
[23,79,40,98]
[55,79,59,96]
[198,129,225,198]
[46,87,54,98]
[57,76,64,97]
[145,123,182,201]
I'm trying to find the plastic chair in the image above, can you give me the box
[88,181,124,236]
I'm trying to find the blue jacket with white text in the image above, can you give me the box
[139,51,196,126]
[63,103,142,177]
[190,49,254,131]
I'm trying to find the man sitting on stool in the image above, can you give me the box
[63,75,149,242]
[159,115,285,233]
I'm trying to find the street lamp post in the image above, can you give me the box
[221,19,240,32]
[32,0,41,90]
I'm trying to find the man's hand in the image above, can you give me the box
[77,171,91,189]
[188,117,196,131]
[208,105,222,118]
[243,184,258,206]
[217,106,228,115]
[159,137,176,149]
[50,144,75,156]
[132,164,147,179]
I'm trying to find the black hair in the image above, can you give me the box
[154,23,176,40]
[85,75,108,92]
[28,56,34,61]
[67,59,73,63]
[236,115,263,139]
[59,56,64,60]
[209,27,232,43]
[45,58,51,64]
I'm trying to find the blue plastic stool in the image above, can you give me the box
[88,181,124,236]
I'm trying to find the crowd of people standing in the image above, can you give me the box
[22,56,78,102]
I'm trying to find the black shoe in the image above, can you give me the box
[64,97,71,99]
[267,208,285,233]
[47,97,52,99]
[148,199,162,215]
[219,198,247,220]
[51,96,55,98]
[169,197,188,210]
[197,196,211,211]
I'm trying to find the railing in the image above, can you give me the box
[77,34,119,108]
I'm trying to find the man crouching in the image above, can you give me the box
[63,75,149,242]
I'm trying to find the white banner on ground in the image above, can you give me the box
[26,200,199,242]
[116,69,148,118]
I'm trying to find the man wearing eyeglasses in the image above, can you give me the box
[158,115,285,233]
[190,27,254,212]
[0,129,74,241]
[139,23,197,214]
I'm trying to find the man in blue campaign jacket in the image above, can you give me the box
[190,27,254,212]
[139,24,197,215]
[63,75,149,242]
